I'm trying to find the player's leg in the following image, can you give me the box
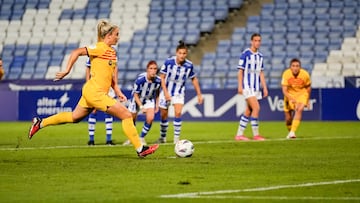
[285,111,293,131]
[157,93,169,143]
[88,110,97,145]
[122,100,138,146]
[106,100,158,157]
[107,102,140,148]
[284,110,293,130]
[173,103,183,144]
[105,113,114,145]
[283,97,293,132]
[29,103,92,139]
[247,96,265,140]
[288,102,305,138]
[158,108,169,143]
[285,109,296,139]
[122,112,138,146]
[139,107,155,145]
[235,104,251,141]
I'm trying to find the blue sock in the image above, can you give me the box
[141,122,152,138]
[105,114,113,142]
[88,112,97,141]
[160,119,168,138]
[174,117,182,137]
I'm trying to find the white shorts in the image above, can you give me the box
[127,99,155,113]
[159,91,185,109]
[108,88,116,98]
[243,89,262,100]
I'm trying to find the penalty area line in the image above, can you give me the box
[160,179,360,199]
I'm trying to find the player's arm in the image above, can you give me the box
[0,67,4,80]
[191,76,203,104]
[133,92,143,111]
[55,47,87,81]
[155,88,160,113]
[260,71,268,97]
[304,72,312,106]
[85,65,90,81]
[306,85,311,96]
[305,84,311,106]
[112,68,127,102]
[281,71,295,102]
[282,85,296,103]
[306,81,311,96]
[237,69,244,94]
[160,73,171,101]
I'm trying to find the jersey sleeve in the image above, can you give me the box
[237,52,246,70]
[160,60,168,74]
[304,71,311,86]
[281,70,289,86]
[133,79,142,94]
[85,58,91,68]
[261,54,264,71]
[188,64,196,79]
[86,44,104,57]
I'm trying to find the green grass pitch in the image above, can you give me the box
[0,121,359,202]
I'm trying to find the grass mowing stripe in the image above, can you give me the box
[160,179,360,198]
[1,135,358,151]
[0,121,359,202]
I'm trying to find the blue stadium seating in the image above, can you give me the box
[1,0,360,89]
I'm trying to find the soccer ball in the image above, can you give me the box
[174,139,194,158]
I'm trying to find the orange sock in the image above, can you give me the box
[286,125,292,131]
[41,112,73,128]
[290,119,300,133]
[122,118,142,150]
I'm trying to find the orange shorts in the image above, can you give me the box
[78,82,117,112]
[284,93,308,112]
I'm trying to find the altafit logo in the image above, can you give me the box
[36,92,72,115]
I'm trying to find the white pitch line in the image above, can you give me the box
[0,144,125,151]
[160,179,360,198]
[185,195,360,200]
[0,136,358,151]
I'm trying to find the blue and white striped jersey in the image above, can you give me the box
[237,48,264,91]
[160,56,196,96]
[86,58,91,67]
[130,72,161,104]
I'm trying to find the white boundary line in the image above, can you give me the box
[160,179,360,199]
[183,195,360,200]
[0,136,358,151]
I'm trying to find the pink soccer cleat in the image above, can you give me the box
[29,117,42,139]
[253,135,265,141]
[286,133,297,139]
[235,135,250,141]
[137,144,159,158]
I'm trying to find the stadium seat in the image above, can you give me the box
[3,0,359,89]
[200,16,216,33]
[185,29,200,45]
[342,63,358,76]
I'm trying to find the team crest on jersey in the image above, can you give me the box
[108,60,113,66]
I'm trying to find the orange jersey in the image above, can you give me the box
[281,68,311,96]
[86,42,117,92]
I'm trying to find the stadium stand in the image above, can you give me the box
[203,0,360,89]
[0,0,359,90]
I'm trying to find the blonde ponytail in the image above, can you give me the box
[97,19,118,42]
